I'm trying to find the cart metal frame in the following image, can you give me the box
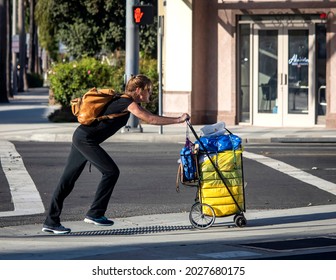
[186,120,247,229]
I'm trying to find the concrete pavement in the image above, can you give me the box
[1,205,336,260]
[1,87,336,144]
[1,87,336,260]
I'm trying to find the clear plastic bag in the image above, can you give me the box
[200,122,226,137]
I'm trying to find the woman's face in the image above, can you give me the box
[136,86,152,103]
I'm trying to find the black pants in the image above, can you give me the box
[44,128,120,226]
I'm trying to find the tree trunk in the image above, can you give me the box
[28,0,36,74]
[6,0,12,97]
[34,25,41,74]
[18,0,26,92]
[0,0,9,102]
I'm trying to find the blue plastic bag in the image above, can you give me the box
[196,134,242,152]
[180,138,197,181]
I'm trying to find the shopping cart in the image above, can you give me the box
[178,120,247,229]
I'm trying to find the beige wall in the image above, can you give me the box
[162,0,192,117]
[163,0,336,127]
[192,1,237,124]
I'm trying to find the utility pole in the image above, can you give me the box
[123,0,142,133]
[158,15,164,134]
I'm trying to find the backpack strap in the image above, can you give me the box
[96,111,129,121]
[95,94,131,122]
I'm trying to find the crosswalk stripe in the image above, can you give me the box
[0,140,45,217]
[243,151,336,196]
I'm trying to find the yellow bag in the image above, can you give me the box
[199,149,244,216]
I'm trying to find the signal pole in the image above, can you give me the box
[158,15,164,135]
[123,0,142,133]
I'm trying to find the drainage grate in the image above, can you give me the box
[69,225,193,236]
[243,237,336,251]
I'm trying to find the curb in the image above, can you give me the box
[270,137,336,143]
[2,133,336,144]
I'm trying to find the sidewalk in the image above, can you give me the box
[1,88,336,261]
[0,87,335,143]
[0,204,335,260]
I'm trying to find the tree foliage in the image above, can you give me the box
[35,0,59,61]
[49,57,124,106]
[35,0,157,60]
[48,57,158,116]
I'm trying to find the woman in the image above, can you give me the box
[42,74,190,234]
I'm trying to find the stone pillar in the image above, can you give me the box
[326,11,336,128]
[192,0,236,125]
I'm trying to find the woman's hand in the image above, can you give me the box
[178,113,190,123]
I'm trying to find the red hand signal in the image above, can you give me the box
[134,8,144,23]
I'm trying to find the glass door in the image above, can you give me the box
[252,23,315,126]
[253,27,281,126]
[284,27,314,126]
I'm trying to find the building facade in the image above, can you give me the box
[161,0,336,128]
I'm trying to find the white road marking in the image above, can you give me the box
[0,140,45,217]
[199,250,261,259]
[0,145,335,218]
[243,151,336,196]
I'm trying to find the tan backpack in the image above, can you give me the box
[71,87,130,125]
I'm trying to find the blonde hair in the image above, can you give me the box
[125,74,152,96]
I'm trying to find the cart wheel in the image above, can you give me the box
[234,214,247,228]
[189,202,215,229]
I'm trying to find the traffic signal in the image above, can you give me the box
[133,5,154,25]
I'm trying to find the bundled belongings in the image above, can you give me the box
[176,136,199,191]
[198,149,244,217]
[199,121,226,137]
[177,121,247,229]
[180,138,198,182]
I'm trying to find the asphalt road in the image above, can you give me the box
[1,141,335,227]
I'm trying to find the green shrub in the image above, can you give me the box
[27,73,44,87]
[48,57,158,113]
[48,57,117,106]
